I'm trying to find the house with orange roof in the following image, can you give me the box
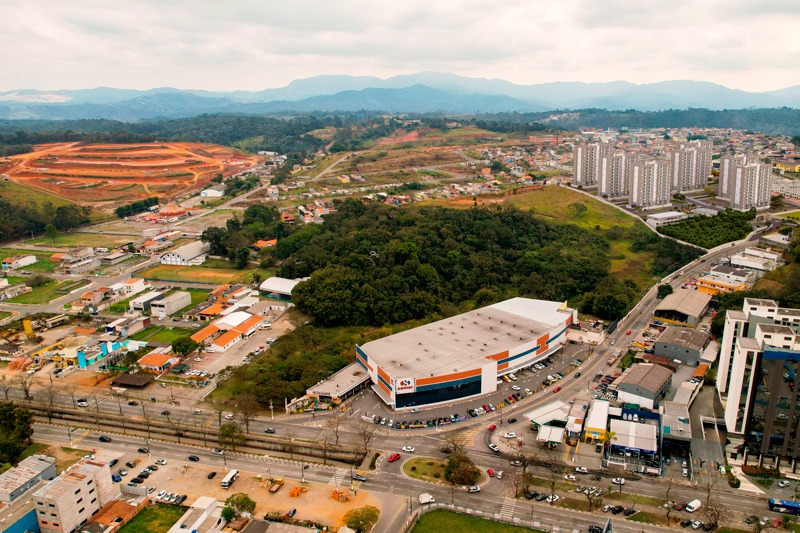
[191,324,219,344]
[280,212,295,224]
[49,252,64,263]
[137,352,180,374]
[199,301,227,319]
[253,239,278,250]
[232,314,264,338]
[80,291,103,307]
[209,329,241,352]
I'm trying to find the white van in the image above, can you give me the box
[685,499,702,513]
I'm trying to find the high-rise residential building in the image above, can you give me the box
[33,456,117,533]
[717,298,800,464]
[597,152,632,199]
[669,140,712,192]
[718,153,759,199]
[573,142,613,187]
[728,159,772,211]
[628,158,671,209]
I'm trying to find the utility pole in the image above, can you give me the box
[269,399,274,421]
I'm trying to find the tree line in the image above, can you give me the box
[0,192,92,241]
[115,196,159,218]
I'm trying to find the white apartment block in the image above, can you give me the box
[573,142,613,187]
[628,158,671,209]
[718,153,759,199]
[33,457,117,533]
[669,140,712,192]
[598,152,632,199]
[771,174,800,200]
[729,161,771,211]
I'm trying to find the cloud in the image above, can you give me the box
[0,0,798,92]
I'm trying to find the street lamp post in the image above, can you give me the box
[269,400,274,421]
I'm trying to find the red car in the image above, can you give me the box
[487,468,495,477]
[626,330,632,335]
[488,424,497,432]
[387,453,401,462]
[553,386,561,393]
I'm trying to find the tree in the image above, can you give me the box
[324,410,346,445]
[771,194,785,211]
[444,433,468,457]
[0,376,10,400]
[211,398,230,427]
[657,284,674,299]
[342,505,380,532]
[16,374,34,401]
[42,383,59,423]
[569,202,588,217]
[353,421,378,457]
[221,507,236,522]
[224,493,256,517]
[44,224,58,240]
[234,247,251,269]
[235,391,259,433]
[663,476,676,524]
[172,336,199,356]
[444,452,479,485]
[0,402,34,463]
[218,422,244,451]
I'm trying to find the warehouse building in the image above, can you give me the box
[653,327,710,365]
[150,291,191,318]
[356,298,576,410]
[0,455,56,503]
[653,290,712,327]
[614,363,673,409]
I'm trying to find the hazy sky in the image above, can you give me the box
[3,0,799,92]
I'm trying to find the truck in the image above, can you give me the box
[418,493,436,505]
[269,478,284,493]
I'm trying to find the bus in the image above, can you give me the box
[221,469,239,489]
[769,498,800,515]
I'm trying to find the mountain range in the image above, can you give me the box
[1,72,799,121]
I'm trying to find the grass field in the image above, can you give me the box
[753,263,800,294]
[7,279,70,304]
[0,311,10,321]
[30,232,133,248]
[403,457,447,483]
[117,503,187,533]
[412,510,542,533]
[0,248,57,272]
[139,264,246,283]
[129,325,195,343]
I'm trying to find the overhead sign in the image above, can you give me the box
[396,377,416,394]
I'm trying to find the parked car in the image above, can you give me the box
[673,502,687,511]
[546,495,560,503]
[564,474,576,481]
[155,458,167,465]
[285,508,296,519]
[602,504,612,513]
[207,472,217,479]
[507,418,517,424]
[778,480,790,488]
[468,486,480,493]
[574,466,588,474]
[611,478,625,485]
[504,432,516,439]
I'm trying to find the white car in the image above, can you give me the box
[546,495,560,503]
[193,409,203,415]
[212,449,224,456]
[156,490,167,500]
[224,414,235,420]
[504,432,516,439]
[611,478,625,485]
[468,486,480,493]
[77,400,89,407]
[574,466,588,474]
[778,480,791,488]
[410,408,420,413]
[511,385,521,391]
[524,388,532,395]
[564,474,576,481]
[155,458,167,465]
[401,446,415,453]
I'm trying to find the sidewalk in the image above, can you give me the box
[729,465,766,494]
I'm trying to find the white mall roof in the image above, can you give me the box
[609,418,658,452]
[216,311,252,328]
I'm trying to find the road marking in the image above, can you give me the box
[499,496,516,521]
[328,468,348,486]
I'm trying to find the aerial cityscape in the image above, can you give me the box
[1,3,800,533]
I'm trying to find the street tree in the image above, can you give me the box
[343,505,380,532]
[584,487,603,512]
[224,493,256,517]
[235,391,260,433]
[284,428,297,460]
[353,420,378,457]
[16,374,35,401]
[444,433,468,456]
[324,410,346,445]
[0,375,10,400]
[211,398,230,427]
[218,422,245,451]
[139,403,152,439]
[63,385,78,408]
[42,383,59,423]
[663,476,676,524]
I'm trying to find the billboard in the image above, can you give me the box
[396,377,416,394]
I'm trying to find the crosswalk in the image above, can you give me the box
[328,468,348,486]
[499,497,516,521]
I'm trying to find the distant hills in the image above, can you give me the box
[1,72,799,121]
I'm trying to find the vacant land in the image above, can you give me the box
[8,279,70,304]
[31,232,133,248]
[117,503,186,533]
[0,142,260,211]
[139,264,245,284]
[129,325,195,343]
[412,510,542,533]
